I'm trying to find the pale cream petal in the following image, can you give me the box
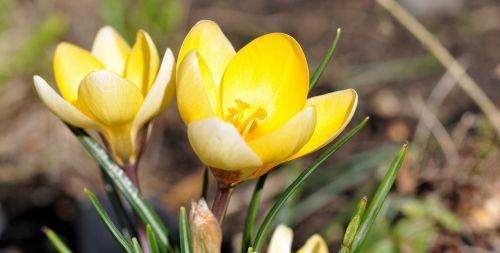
[268,225,293,253]
[187,117,262,173]
[91,26,131,75]
[297,235,329,253]
[33,75,97,128]
[289,89,358,160]
[53,42,104,103]
[176,50,217,124]
[248,107,316,164]
[177,20,235,88]
[131,49,175,143]
[78,71,144,126]
[220,33,309,139]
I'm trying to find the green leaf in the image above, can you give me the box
[241,173,268,253]
[309,28,342,92]
[339,197,367,253]
[293,147,395,224]
[66,125,174,252]
[100,165,136,240]
[84,188,135,253]
[147,224,160,253]
[179,207,193,253]
[252,117,369,251]
[42,227,73,253]
[132,237,145,253]
[351,143,409,253]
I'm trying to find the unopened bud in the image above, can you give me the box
[189,199,222,253]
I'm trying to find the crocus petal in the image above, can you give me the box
[187,117,262,174]
[131,49,175,143]
[125,30,160,95]
[91,26,131,75]
[297,235,328,253]
[54,42,104,103]
[177,20,235,88]
[248,107,316,164]
[290,89,358,160]
[33,76,97,128]
[221,33,309,139]
[268,225,293,253]
[101,126,134,165]
[78,71,144,126]
[176,50,218,124]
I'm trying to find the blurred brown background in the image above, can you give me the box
[0,0,499,252]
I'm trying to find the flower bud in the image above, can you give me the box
[189,199,222,253]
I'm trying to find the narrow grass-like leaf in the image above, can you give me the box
[351,144,408,253]
[252,117,369,251]
[293,146,395,224]
[147,225,160,253]
[84,188,135,253]
[42,227,73,253]
[339,197,367,253]
[132,237,145,253]
[100,165,136,239]
[67,125,173,252]
[201,167,209,199]
[179,207,192,253]
[241,173,268,253]
[309,28,342,92]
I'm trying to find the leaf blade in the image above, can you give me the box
[66,125,174,252]
[309,28,342,92]
[179,207,193,253]
[84,188,135,253]
[350,143,409,253]
[42,227,73,253]
[252,117,369,251]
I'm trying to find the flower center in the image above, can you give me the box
[226,99,267,138]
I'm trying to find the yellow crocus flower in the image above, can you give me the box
[268,224,328,253]
[33,26,175,166]
[176,20,357,186]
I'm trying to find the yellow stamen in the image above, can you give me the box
[226,99,267,138]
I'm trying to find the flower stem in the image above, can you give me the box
[211,182,234,224]
[123,161,149,253]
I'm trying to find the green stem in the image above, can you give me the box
[241,173,268,253]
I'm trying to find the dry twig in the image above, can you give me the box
[377,0,500,137]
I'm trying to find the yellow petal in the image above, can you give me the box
[220,33,309,139]
[91,26,131,75]
[177,20,235,88]
[297,235,329,253]
[125,30,160,94]
[54,42,104,103]
[268,224,293,253]
[176,50,217,124]
[33,76,97,128]
[131,49,175,143]
[187,117,262,175]
[248,107,316,164]
[78,71,144,126]
[101,125,135,165]
[290,89,358,160]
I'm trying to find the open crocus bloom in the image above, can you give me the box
[34,26,175,165]
[268,224,328,253]
[177,20,357,186]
